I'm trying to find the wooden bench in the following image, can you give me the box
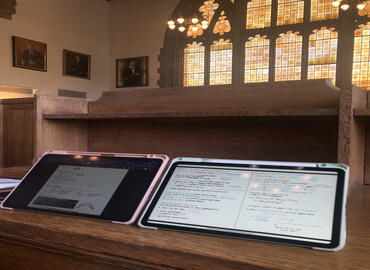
[36,79,366,193]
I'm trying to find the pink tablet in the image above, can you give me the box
[1,151,168,224]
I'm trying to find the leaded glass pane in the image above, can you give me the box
[352,23,370,90]
[308,27,338,84]
[184,42,205,87]
[277,0,304,26]
[246,0,272,29]
[310,0,339,22]
[245,35,269,83]
[210,39,232,85]
[275,31,302,81]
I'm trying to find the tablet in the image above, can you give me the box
[1,151,169,224]
[139,158,348,251]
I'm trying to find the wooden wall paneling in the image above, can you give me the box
[0,103,3,167]
[365,124,370,184]
[365,91,370,184]
[34,95,88,160]
[88,117,338,163]
[2,98,34,167]
[338,86,367,193]
[88,79,340,115]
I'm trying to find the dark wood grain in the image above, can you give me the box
[337,85,367,193]
[34,95,88,161]
[353,108,370,117]
[36,80,367,193]
[43,108,339,120]
[88,80,340,115]
[2,98,34,167]
[88,117,338,163]
[0,166,29,179]
[366,125,370,185]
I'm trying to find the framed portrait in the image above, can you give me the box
[63,49,91,80]
[12,36,47,72]
[116,56,148,88]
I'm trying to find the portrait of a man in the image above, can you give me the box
[13,36,47,71]
[63,50,91,79]
[116,56,148,88]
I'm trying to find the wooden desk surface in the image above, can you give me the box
[0,166,30,179]
[0,168,369,269]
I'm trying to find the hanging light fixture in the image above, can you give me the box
[332,0,368,11]
[341,0,350,10]
[167,13,208,34]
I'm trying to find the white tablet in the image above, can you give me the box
[139,158,348,251]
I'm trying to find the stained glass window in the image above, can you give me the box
[213,11,231,35]
[277,0,304,26]
[246,0,272,29]
[199,0,219,24]
[275,31,302,81]
[210,39,232,85]
[310,0,339,22]
[184,42,205,87]
[245,35,269,83]
[308,27,338,84]
[352,23,370,90]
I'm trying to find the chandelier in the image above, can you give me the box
[167,15,209,33]
[332,0,368,11]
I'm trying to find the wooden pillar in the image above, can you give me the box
[337,85,367,193]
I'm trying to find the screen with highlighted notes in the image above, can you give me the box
[147,164,340,244]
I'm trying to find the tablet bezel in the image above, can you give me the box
[139,158,347,250]
[1,151,169,224]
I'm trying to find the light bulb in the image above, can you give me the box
[177,17,185,24]
[201,20,208,25]
[192,26,198,32]
[169,24,176,30]
[341,3,350,10]
[201,24,208,29]
[168,20,175,26]
[357,2,366,9]
[179,26,186,32]
[191,17,199,24]
[332,0,341,7]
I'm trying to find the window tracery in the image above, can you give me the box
[213,11,231,35]
[160,0,370,92]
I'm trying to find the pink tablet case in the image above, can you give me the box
[1,150,169,225]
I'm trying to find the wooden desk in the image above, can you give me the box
[0,166,30,179]
[0,167,369,269]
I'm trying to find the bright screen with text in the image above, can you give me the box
[148,165,338,243]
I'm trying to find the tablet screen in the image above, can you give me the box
[2,153,166,222]
[141,161,345,248]
[28,165,128,216]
